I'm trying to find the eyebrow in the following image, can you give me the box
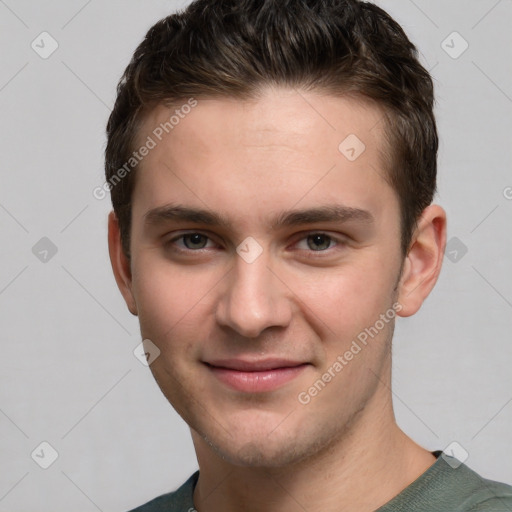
[144,203,374,231]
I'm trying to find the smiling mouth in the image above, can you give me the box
[204,359,310,393]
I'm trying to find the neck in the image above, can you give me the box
[191,387,436,512]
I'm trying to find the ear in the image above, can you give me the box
[107,211,138,315]
[396,204,447,317]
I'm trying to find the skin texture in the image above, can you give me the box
[108,86,447,511]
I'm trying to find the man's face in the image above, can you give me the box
[124,87,405,467]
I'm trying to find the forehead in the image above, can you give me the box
[138,87,388,157]
[132,87,396,230]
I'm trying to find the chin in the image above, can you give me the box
[197,422,322,469]
[219,439,304,468]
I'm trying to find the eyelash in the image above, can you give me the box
[164,231,347,258]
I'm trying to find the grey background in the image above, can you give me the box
[0,0,511,510]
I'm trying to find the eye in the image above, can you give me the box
[181,233,209,250]
[292,232,348,259]
[301,233,335,251]
[164,231,346,258]
[166,232,216,252]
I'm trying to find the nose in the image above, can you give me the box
[215,248,292,338]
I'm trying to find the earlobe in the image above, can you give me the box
[107,211,138,316]
[396,204,447,317]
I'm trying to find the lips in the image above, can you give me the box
[204,358,309,392]
[206,358,305,372]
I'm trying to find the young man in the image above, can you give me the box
[105,0,512,510]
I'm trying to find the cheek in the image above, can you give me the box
[131,254,218,345]
[295,255,398,336]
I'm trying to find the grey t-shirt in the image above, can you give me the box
[128,452,512,511]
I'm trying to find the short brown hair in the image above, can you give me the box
[105,0,438,258]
